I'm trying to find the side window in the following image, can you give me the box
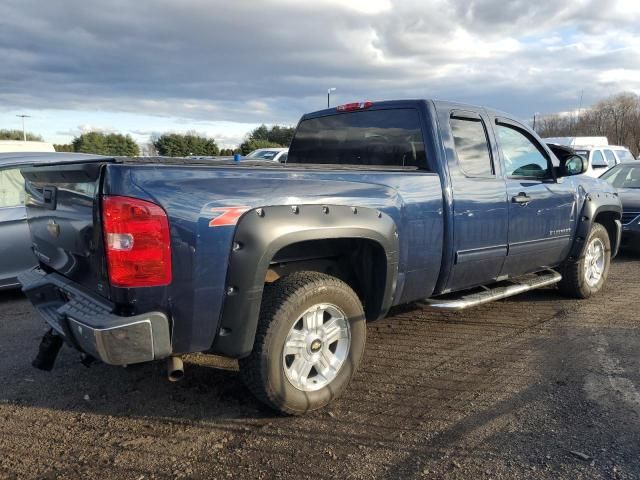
[450,117,494,177]
[279,152,288,163]
[603,150,617,166]
[592,150,608,169]
[0,168,25,208]
[496,124,550,179]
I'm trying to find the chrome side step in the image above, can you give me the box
[425,270,562,310]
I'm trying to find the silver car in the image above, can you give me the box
[0,152,107,289]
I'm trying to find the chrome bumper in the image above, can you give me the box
[19,269,171,366]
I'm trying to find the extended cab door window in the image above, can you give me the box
[496,124,551,179]
[0,168,25,208]
[450,117,494,177]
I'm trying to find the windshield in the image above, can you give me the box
[246,150,280,160]
[601,165,640,188]
[615,149,637,163]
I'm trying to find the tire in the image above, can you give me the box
[558,222,611,299]
[239,271,366,415]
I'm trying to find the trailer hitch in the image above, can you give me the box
[32,329,64,371]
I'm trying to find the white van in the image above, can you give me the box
[543,136,609,148]
[0,140,55,153]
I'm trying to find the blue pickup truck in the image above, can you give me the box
[19,99,622,414]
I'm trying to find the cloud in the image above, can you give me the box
[55,123,118,137]
[0,0,639,135]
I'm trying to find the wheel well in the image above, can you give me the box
[269,238,388,321]
[594,211,619,249]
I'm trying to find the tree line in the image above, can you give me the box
[46,124,296,157]
[0,129,44,142]
[535,92,640,156]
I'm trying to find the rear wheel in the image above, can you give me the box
[239,271,366,415]
[558,222,611,299]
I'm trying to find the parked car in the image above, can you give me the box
[19,100,621,414]
[600,163,640,253]
[0,152,109,290]
[245,147,288,162]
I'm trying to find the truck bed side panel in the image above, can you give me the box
[105,164,443,354]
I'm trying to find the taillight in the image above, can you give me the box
[102,195,172,287]
[336,101,373,112]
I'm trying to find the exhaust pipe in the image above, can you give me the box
[32,329,64,371]
[167,356,184,382]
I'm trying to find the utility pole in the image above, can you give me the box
[570,90,584,137]
[578,89,584,115]
[327,87,336,108]
[16,114,31,141]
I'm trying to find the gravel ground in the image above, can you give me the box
[1,254,639,480]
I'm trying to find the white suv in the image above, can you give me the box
[573,146,636,178]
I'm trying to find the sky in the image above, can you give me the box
[1,0,640,148]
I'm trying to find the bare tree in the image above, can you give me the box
[535,92,640,156]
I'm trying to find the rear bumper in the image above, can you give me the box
[18,269,171,365]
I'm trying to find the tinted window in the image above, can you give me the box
[592,150,608,168]
[450,118,493,177]
[279,152,288,163]
[288,109,427,168]
[496,125,550,178]
[0,168,25,208]
[604,150,617,165]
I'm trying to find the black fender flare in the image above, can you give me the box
[568,191,622,262]
[210,204,399,358]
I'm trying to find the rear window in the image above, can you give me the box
[288,108,427,169]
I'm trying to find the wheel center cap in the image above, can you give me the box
[310,339,322,353]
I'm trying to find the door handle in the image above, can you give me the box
[512,192,531,205]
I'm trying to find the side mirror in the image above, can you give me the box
[564,155,587,176]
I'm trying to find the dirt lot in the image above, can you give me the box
[1,255,639,480]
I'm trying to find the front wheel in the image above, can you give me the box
[558,222,611,299]
[239,271,366,415]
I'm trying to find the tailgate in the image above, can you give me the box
[21,161,113,299]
